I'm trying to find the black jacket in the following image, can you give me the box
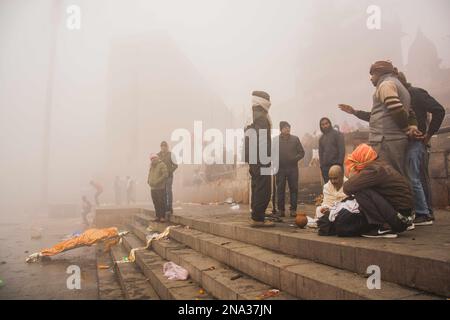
[275,134,305,169]
[319,128,345,168]
[244,110,271,168]
[409,86,445,137]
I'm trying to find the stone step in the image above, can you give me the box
[122,229,297,300]
[134,210,450,297]
[96,249,124,300]
[120,233,214,300]
[130,219,441,300]
[110,243,160,300]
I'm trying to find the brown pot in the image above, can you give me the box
[295,212,308,229]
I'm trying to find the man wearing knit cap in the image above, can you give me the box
[274,121,305,217]
[339,60,419,176]
[245,90,274,227]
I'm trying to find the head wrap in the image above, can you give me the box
[345,144,378,177]
[252,91,271,113]
[369,60,396,76]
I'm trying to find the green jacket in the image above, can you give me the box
[157,151,178,177]
[148,160,169,190]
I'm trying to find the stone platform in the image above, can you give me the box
[95,204,450,300]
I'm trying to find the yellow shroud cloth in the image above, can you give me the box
[40,227,119,257]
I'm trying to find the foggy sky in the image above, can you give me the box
[0,0,449,209]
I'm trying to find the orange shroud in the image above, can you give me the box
[40,227,119,256]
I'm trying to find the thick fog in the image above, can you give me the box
[1,0,449,212]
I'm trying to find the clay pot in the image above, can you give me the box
[295,212,308,229]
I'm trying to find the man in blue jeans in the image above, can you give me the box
[399,72,445,226]
[158,141,178,216]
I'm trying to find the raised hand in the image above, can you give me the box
[338,104,356,115]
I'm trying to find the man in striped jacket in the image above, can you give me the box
[339,60,420,176]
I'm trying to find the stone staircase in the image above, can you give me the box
[97,206,449,300]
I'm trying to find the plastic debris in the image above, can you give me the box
[257,289,280,300]
[97,264,110,270]
[230,204,240,210]
[224,197,234,204]
[201,266,216,271]
[163,262,189,280]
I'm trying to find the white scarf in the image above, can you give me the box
[252,95,272,127]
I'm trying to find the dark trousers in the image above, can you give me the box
[151,189,167,218]
[250,165,271,222]
[276,166,299,212]
[355,189,409,233]
[320,166,331,183]
[165,176,174,212]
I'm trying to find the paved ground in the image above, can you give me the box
[0,210,98,300]
[162,203,450,262]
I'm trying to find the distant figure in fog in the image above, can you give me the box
[90,180,103,206]
[81,196,92,226]
[126,176,136,205]
[114,176,122,205]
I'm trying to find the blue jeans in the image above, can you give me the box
[165,176,174,212]
[407,141,430,217]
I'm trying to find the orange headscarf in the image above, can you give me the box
[345,144,378,177]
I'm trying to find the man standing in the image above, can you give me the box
[275,121,305,217]
[114,176,122,205]
[90,180,103,207]
[318,117,345,183]
[245,90,274,228]
[126,176,136,205]
[158,141,178,216]
[147,154,169,223]
[339,60,419,176]
[398,72,445,226]
[81,196,92,226]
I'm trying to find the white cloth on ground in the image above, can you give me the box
[329,199,360,222]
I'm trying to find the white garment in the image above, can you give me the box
[315,179,348,219]
[252,96,271,112]
[329,199,360,222]
[252,95,272,126]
